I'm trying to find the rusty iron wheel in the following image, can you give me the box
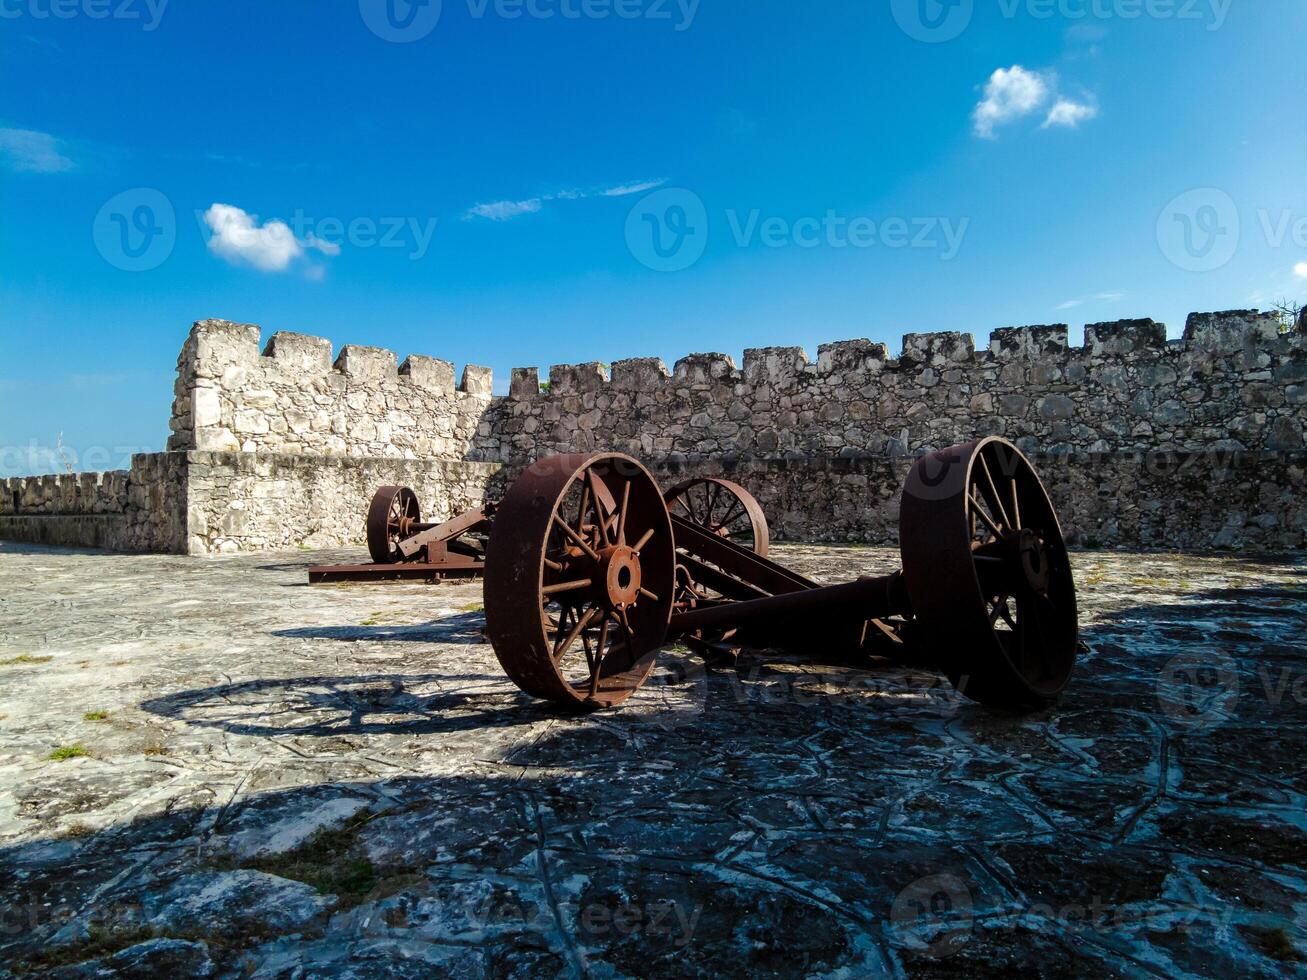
[366,486,421,564]
[665,477,770,645]
[484,453,676,709]
[899,437,1079,708]
[664,477,769,556]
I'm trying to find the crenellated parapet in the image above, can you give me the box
[489,311,1306,462]
[168,319,494,459]
[162,310,1304,468]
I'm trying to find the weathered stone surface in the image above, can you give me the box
[49,938,216,978]
[145,870,336,934]
[0,542,1302,975]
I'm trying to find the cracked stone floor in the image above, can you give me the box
[0,541,1304,977]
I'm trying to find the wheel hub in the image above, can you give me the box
[1016,528,1050,596]
[599,545,642,610]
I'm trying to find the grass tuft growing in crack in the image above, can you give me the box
[47,744,90,761]
[2,654,53,666]
[211,809,398,909]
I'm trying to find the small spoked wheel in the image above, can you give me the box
[665,478,769,647]
[664,477,770,555]
[366,486,421,564]
[484,453,676,709]
[899,437,1078,708]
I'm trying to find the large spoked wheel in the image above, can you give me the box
[366,486,421,564]
[484,453,676,710]
[899,437,1078,709]
[664,478,770,555]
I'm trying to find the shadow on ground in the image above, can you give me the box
[1,549,1304,977]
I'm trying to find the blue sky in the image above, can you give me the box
[2,0,1305,475]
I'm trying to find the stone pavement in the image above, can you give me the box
[0,541,1303,977]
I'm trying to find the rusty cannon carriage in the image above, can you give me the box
[308,475,768,584]
[313,435,1078,711]
[483,436,1078,711]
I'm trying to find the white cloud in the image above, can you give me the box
[203,203,336,273]
[1043,98,1099,129]
[0,128,74,173]
[600,178,666,197]
[467,198,545,221]
[1056,291,1123,311]
[1295,262,1307,279]
[973,66,1099,139]
[465,178,666,220]
[973,66,1050,139]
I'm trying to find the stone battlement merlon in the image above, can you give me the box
[168,318,494,458]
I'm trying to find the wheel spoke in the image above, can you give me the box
[589,614,627,698]
[632,527,656,553]
[552,514,600,561]
[1008,478,1022,532]
[976,452,1012,530]
[554,605,599,662]
[586,470,613,547]
[576,481,591,540]
[616,479,631,546]
[543,578,591,596]
[707,482,722,525]
[969,493,1003,539]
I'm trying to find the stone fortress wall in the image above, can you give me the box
[490,312,1304,461]
[2,311,1304,554]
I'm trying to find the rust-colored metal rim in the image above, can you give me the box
[366,486,420,564]
[899,437,1078,707]
[664,477,770,556]
[484,453,675,710]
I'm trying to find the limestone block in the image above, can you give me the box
[612,357,671,389]
[901,332,974,366]
[742,347,806,384]
[400,355,456,391]
[262,332,333,372]
[334,345,398,381]
[461,365,493,395]
[195,427,241,452]
[193,387,222,427]
[1084,319,1166,355]
[188,319,260,378]
[1182,310,1280,351]
[989,325,1069,358]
